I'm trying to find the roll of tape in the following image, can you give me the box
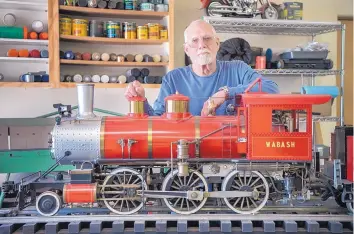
[32,20,44,33]
[118,75,127,84]
[91,74,101,83]
[30,49,40,58]
[74,52,82,60]
[65,75,72,82]
[140,68,150,77]
[92,52,101,61]
[152,54,161,62]
[101,53,110,61]
[135,54,143,62]
[161,55,169,62]
[155,76,162,84]
[73,74,83,82]
[82,52,91,60]
[83,75,92,82]
[110,53,117,61]
[126,54,135,62]
[117,54,125,62]
[127,76,136,83]
[101,75,110,83]
[40,50,49,58]
[301,86,339,98]
[3,13,16,26]
[143,54,153,62]
[65,51,74,59]
[144,76,155,84]
[109,76,118,83]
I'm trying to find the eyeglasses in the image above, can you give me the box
[186,36,216,48]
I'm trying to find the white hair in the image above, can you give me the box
[184,19,217,43]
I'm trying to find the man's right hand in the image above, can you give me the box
[124,80,145,99]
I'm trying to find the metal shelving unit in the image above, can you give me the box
[203,16,346,126]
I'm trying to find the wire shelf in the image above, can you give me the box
[256,69,342,76]
[203,17,343,36]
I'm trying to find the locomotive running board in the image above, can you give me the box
[137,190,253,200]
[0,214,352,234]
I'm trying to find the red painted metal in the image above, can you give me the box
[241,94,332,105]
[347,136,353,182]
[63,183,97,204]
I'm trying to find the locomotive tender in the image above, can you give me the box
[1,79,353,216]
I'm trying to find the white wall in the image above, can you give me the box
[0,0,352,144]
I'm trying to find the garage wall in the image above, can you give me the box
[0,0,352,146]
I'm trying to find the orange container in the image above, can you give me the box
[255,56,266,69]
[39,32,48,40]
[18,49,29,57]
[28,31,38,39]
[7,49,18,57]
[63,183,97,204]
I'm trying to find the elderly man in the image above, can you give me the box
[125,19,279,116]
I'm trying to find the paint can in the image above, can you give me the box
[110,53,117,61]
[148,23,159,39]
[116,21,122,38]
[109,76,118,83]
[123,22,132,39]
[83,75,92,82]
[124,0,137,10]
[59,17,72,35]
[131,22,136,39]
[40,49,49,58]
[137,25,148,39]
[160,29,168,39]
[140,2,154,11]
[100,75,109,83]
[117,54,125,62]
[89,20,103,37]
[106,21,117,38]
[73,74,83,82]
[72,19,88,36]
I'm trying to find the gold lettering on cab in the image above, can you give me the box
[266,141,296,148]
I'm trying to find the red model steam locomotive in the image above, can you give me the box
[1,79,352,216]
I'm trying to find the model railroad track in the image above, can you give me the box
[0,213,352,234]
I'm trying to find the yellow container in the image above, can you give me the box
[72,19,88,37]
[137,26,148,39]
[160,29,168,39]
[59,17,72,35]
[148,23,159,40]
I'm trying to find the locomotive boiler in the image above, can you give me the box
[2,80,352,217]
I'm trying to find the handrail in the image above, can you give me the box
[244,77,262,93]
[36,106,124,118]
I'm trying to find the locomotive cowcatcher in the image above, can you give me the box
[1,78,352,216]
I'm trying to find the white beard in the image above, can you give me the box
[195,53,213,65]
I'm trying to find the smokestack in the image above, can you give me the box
[76,83,96,120]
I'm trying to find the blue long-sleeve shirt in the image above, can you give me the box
[144,60,279,116]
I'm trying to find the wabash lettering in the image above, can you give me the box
[266,141,296,148]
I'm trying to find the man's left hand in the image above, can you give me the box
[201,90,227,116]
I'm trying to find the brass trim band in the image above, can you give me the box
[195,116,200,139]
[148,118,153,159]
[166,100,189,113]
[130,101,145,114]
[100,117,106,159]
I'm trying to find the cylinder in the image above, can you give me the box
[148,23,159,39]
[60,17,72,35]
[128,96,146,116]
[76,83,96,120]
[63,183,97,204]
[72,19,88,37]
[177,139,189,159]
[89,20,103,37]
[177,162,189,177]
[88,0,98,7]
[106,21,117,38]
[137,26,148,39]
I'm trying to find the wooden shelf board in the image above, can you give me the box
[60,59,168,67]
[59,5,168,19]
[0,57,49,63]
[0,0,47,11]
[59,82,161,88]
[60,35,167,45]
[0,38,48,46]
[0,82,51,88]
